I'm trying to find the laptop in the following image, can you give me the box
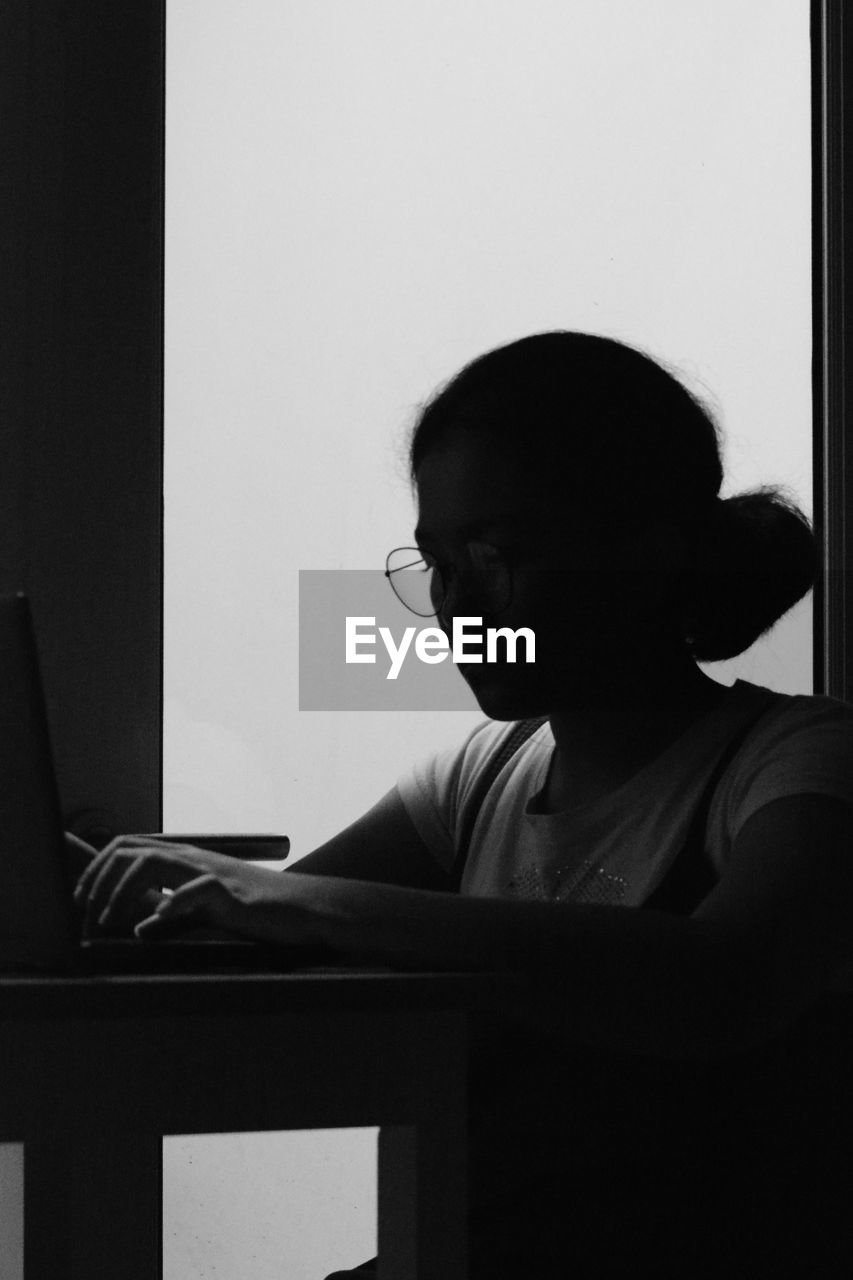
[0,592,339,975]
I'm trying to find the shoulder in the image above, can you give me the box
[393,718,551,866]
[720,681,853,842]
[739,681,853,739]
[397,717,550,810]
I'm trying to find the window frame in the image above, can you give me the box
[0,1,844,832]
[812,0,853,701]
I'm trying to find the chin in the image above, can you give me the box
[462,669,552,722]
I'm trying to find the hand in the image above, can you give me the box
[73,835,330,946]
[74,835,250,938]
[134,859,333,947]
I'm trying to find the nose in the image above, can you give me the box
[437,571,482,625]
[439,578,508,639]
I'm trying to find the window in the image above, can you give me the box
[161,5,812,1274]
[164,0,813,854]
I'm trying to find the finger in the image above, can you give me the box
[74,836,142,901]
[74,836,195,899]
[65,832,99,879]
[134,875,230,938]
[96,855,196,932]
[79,848,185,934]
[74,844,116,901]
[80,851,144,935]
[65,832,98,859]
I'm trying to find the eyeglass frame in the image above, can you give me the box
[384,541,515,619]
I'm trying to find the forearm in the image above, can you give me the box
[284,788,452,889]
[284,871,758,1059]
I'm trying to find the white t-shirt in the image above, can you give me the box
[395,678,853,908]
[396,678,853,1247]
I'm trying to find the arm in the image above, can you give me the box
[286,786,453,889]
[79,794,853,1059]
[73,786,450,935]
[289,792,853,1058]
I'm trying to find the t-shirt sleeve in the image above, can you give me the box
[394,719,502,872]
[726,697,853,843]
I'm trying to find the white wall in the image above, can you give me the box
[0,1145,23,1280]
[164,0,812,847]
[163,1129,377,1280]
[160,2,810,1278]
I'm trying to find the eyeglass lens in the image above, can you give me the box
[385,544,511,617]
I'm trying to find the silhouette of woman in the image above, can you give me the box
[78,333,853,1276]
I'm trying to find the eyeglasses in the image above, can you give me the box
[384,542,513,618]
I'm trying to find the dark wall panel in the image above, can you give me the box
[0,2,164,836]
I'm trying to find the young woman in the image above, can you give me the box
[77,332,853,1275]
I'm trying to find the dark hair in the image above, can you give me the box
[408,331,816,662]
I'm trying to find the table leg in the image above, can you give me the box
[377,1124,467,1280]
[24,1126,161,1280]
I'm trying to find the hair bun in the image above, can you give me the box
[679,487,817,661]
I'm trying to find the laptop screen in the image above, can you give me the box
[0,593,78,970]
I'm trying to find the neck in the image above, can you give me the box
[543,647,728,810]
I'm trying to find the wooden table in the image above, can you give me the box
[0,969,511,1280]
